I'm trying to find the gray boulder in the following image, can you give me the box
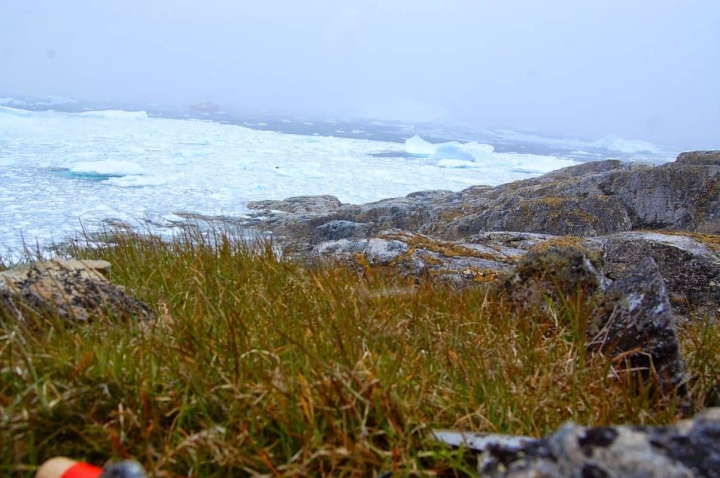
[585,232,720,319]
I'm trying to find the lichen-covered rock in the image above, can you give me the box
[0,258,154,323]
[310,230,514,283]
[497,245,607,312]
[675,150,720,166]
[311,220,374,244]
[596,160,720,233]
[435,407,720,477]
[465,231,558,252]
[589,257,687,400]
[585,232,720,319]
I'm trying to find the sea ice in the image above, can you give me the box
[67,160,146,177]
[436,159,477,168]
[0,107,579,258]
[79,110,148,120]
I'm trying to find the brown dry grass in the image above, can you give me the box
[1,228,718,477]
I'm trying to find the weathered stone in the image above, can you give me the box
[347,196,434,232]
[0,258,154,323]
[247,195,342,214]
[433,408,720,478]
[311,220,374,244]
[589,257,687,400]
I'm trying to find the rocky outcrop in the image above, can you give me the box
[676,150,720,166]
[433,407,720,477]
[0,258,154,323]
[247,195,342,214]
[243,152,719,251]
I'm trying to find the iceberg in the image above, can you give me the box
[462,142,495,161]
[0,106,35,117]
[431,141,494,162]
[593,135,660,154]
[405,135,494,162]
[431,142,475,161]
[405,135,437,156]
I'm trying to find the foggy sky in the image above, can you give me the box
[2,0,718,150]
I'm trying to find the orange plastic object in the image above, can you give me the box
[35,458,103,478]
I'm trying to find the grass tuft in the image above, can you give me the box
[2,228,719,476]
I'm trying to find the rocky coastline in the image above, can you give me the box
[2,150,719,476]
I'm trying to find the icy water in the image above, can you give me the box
[0,96,676,259]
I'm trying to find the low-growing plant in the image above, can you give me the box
[1,228,719,477]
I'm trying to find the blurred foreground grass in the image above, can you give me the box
[1,229,719,477]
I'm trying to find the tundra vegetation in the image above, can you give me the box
[1,228,719,477]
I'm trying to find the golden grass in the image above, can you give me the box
[1,228,719,477]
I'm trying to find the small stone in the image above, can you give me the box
[102,460,147,478]
[0,258,154,323]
